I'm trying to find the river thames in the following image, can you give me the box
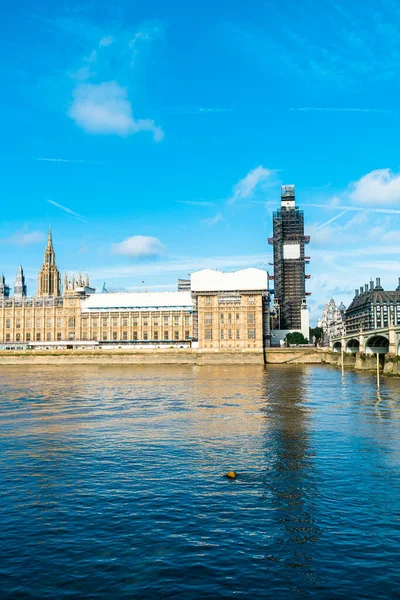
[0,364,399,598]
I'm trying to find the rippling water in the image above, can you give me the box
[0,364,399,598]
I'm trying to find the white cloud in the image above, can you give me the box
[229,166,274,203]
[129,30,154,46]
[100,36,114,47]
[89,252,269,281]
[349,169,400,205]
[129,25,163,65]
[1,231,46,246]
[202,213,225,226]
[164,107,233,115]
[69,81,163,141]
[178,200,215,207]
[85,50,97,64]
[290,107,392,114]
[70,65,94,81]
[38,158,104,165]
[308,209,372,247]
[369,227,400,245]
[37,158,85,163]
[197,107,233,113]
[111,235,165,258]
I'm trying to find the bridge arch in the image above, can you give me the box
[365,335,389,355]
[346,339,360,353]
[332,341,342,353]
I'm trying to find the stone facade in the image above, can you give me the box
[318,298,346,344]
[0,292,267,350]
[0,236,270,351]
[0,293,192,346]
[0,295,81,344]
[80,304,193,344]
[194,291,266,352]
[345,278,400,334]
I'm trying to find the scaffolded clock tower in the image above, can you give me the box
[37,228,61,297]
[268,185,310,330]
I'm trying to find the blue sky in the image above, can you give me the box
[1,0,400,323]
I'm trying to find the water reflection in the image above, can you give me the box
[261,367,322,593]
[0,365,400,599]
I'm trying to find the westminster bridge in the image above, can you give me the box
[330,324,400,356]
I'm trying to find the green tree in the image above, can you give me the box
[309,326,323,346]
[284,332,309,346]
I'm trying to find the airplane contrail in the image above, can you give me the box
[302,203,400,215]
[251,200,400,214]
[47,199,87,223]
[315,209,349,230]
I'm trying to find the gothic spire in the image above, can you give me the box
[37,229,61,297]
[14,265,27,299]
[0,273,10,298]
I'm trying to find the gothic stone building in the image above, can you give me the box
[318,298,346,344]
[0,234,270,351]
[344,278,400,335]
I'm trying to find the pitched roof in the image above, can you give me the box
[81,291,193,312]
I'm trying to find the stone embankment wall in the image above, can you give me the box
[0,349,265,366]
[0,347,336,367]
[264,348,331,364]
[382,357,400,376]
[265,348,400,377]
[0,348,399,375]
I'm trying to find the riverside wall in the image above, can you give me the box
[0,347,328,367]
[0,347,332,367]
[0,349,265,366]
[267,348,400,377]
[0,347,399,375]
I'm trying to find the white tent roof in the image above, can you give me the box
[81,291,193,312]
[190,268,268,292]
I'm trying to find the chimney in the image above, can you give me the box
[370,280,374,291]
[375,277,383,290]
[397,277,400,292]
[360,286,364,294]
[355,289,359,297]
[365,283,369,293]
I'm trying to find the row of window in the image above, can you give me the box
[220,329,240,340]
[5,318,76,328]
[346,304,400,331]
[205,328,256,340]
[4,316,191,328]
[204,312,256,325]
[205,296,255,304]
[3,331,192,343]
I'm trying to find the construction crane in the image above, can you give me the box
[102,282,107,293]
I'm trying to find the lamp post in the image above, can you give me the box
[341,339,345,378]
[376,352,380,391]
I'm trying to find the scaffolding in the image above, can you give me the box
[177,278,191,291]
[280,184,295,200]
[270,186,310,330]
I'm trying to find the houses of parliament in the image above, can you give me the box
[0,230,271,351]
